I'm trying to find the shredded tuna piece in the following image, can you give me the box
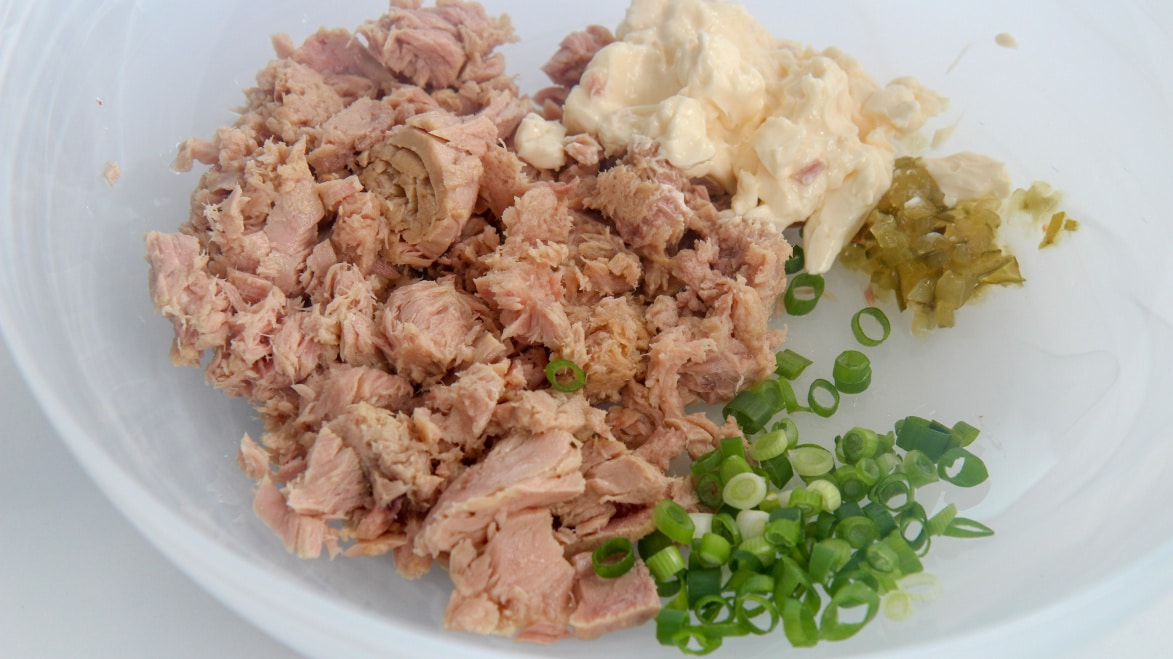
[145,0,793,645]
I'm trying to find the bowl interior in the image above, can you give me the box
[2,1,1172,657]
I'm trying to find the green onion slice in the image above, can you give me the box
[750,429,789,462]
[592,537,636,578]
[950,420,981,449]
[882,589,914,621]
[897,572,943,603]
[736,536,776,569]
[790,444,835,478]
[735,509,770,540]
[759,454,794,490]
[690,449,723,476]
[865,540,900,572]
[775,349,813,380]
[895,415,952,462]
[840,427,880,463]
[686,567,723,606]
[807,379,840,417]
[787,488,823,518]
[784,272,825,316]
[854,457,881,486]
[871,473,915,514]
[808,538,853,584]
[545,358,586,392]
[832,350,872,395]
[638,530,674,560]
[902,449,939,488]
[926,503,958,537]
[764,517,803,549]
[735,593,780,635]
[779,596,819,647]
[671,627,724,655]
[836,516,880,549]
[711,512,742,546]
[719,436,747,460]
[696,472,724,509]
[723,472,768,510]
[784,244,805,275]
[722,379,782,434]
[851,306,892,346]
[696,532,733,567]
[819,581,880,641]
[647,544,686,582]
[938,448,990,487]
[807,479,842,513]
[692,594,734,625]
[653,500,696,545]
[898,502,931,555]
[655,606,689,646]
[944,517,996,538]
[720,454,753,485]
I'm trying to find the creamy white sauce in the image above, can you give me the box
[923,152,1011,206]
[515,113,568,170]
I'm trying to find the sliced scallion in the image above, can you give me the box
[840,427,880,463]
[724,472,768,510]
[819,581,880,641]
[775,349,813,380]
[807,479,842,513]
[832,350,872,395]
[938,448,989,487]
[901,449,939,488]
[779,597,819,647]
[943,517,995,538]
[653,500,696,545]
[723,380,782,434]
[647,544,686,582]
[592,537,636,578]
[851,306,892,346]
[807,379,840,417]
[784,244,805,275]
[750,429,789,462]
[545,358,586,393]
[790,445,835,478]
[784,272,825,316]
[696,532,732,568]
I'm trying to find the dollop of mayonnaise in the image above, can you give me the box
[515,113,568,170]
[923,152,1011,206]
[542,0,946,273]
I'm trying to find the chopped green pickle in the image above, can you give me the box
[839,157,1026,331]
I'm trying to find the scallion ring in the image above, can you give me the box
[545,358,585,392]
[784,244,805,275]
[591,537,636,578]
[723,472,768,510]
[784,272,825,316]
[807,379,840,417]
[775,349,813,380]
[851,306,891,346]
[937,448,990,487]
[789,444,835,478]
[653,499,696,545]
[832,350,872,395]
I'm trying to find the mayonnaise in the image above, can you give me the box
[514,113,568,170]
[923,152,1011,206]
[523,0,947,273]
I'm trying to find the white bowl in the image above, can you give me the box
[2,1,1172,657]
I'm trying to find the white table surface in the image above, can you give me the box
[2,334,1171,659]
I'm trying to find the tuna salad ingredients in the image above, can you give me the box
[145,0,791,644]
